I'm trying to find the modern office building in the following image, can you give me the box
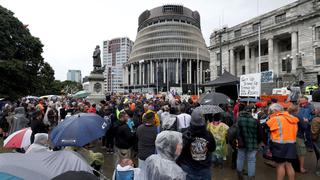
[103,37,134,93]
[124,5,210,94]
[67,70,82,83]
[209,0,320,88]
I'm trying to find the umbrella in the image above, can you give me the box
[240,98,259,103]
[52,171,98,180]
[51,113,109,147]
[193,105,224,115]
[0,150,93,180]
[0,172,23,180]
[3,128,32,148]
[72,91,91,98]
[198,92,230,105]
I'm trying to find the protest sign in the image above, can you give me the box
[240,73,261,97]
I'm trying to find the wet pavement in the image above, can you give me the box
[92,143,319,180]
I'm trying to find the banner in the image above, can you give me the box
[261,71,273,83]
[240,73,261,97]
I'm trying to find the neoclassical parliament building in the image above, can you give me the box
[209,0,320,89]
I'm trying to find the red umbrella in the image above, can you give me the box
[3,128,32,148]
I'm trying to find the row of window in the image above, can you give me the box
[140,18,199,31]
[134,37,200,48]
[233,13,286,38]
[217,47,320,75]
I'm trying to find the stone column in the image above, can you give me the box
[291,31,298,73]
[176,60,179,84]
[189,60,192,83]
[150,61,153,83]
[163,60,166,83]
[200,60,203,84]
[187,60,190,84]
[268,37,274,72]
[245,43,250,74]
[130,64,134,86]
[229,49,235,75]
[142,63,145,85]
[139,62,142,85]
[273,40,279,76]
[250,47,256,73]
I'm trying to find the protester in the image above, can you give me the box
[26,133,50,153]
[267,103,299,180]
[9,107,29,135]
[297,96,314,152]
[288,104,308,173]
[177,111,216,180]
[143,131,186,180]
[112,158,141,180]
[30,110,48,144]
[311,102,320,176]
[114,111,136,164]
[136,112,158,169]
[176,104,191,132]
[236,104,262,180]
[207,113,229,168]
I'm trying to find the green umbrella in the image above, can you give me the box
[72,91,90,98]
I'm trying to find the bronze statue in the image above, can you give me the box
[93,45,101,70]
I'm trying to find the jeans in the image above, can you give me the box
[237,149,257,177]
[305,124,313,148]
[180,164,211,180]
[138,159,146,170]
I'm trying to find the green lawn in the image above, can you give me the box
[0,138,13,153]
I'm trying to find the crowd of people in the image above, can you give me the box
[0,90,320,180]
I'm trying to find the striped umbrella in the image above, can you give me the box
[3,128,32,148]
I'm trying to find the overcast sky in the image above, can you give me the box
[1,0,296,80]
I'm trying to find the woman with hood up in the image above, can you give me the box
[8,107,29,135]
[142,131,186,180]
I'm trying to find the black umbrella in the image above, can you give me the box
[198,92,230,105]
[193,105,224,115]
[53,171,98,180]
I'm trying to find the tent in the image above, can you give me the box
[203,71,239,87]
[203,71,240,101]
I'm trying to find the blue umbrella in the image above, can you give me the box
[0,172,23,180]
[51,113,109,147]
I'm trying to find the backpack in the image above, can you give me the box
[161,114,177,131]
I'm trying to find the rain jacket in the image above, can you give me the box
[9,107,29,135]
[142,131,186,180]
[267,111,298,159]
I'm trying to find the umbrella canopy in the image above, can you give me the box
[51,113,109,147]
[72,91,90,98]
[3,128,32,148]
[0,151,93,180]
[198,92,230,105]
[53,171,98,180]
[240,98,259,103]
[193,105,224,115]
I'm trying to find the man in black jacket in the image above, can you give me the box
[114,111,136,164]
[177,110,216,180]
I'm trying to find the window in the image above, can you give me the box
[217,66,221,76]
[316,26,320,41]
[235,29,241,38]
[242,66,245,75]
[252,22,261,32]
[316,47,320,65]
[261,62,269,72]
[275,13,286,23]
[239,50,245,60]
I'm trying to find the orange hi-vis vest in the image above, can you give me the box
[267,111,298,144]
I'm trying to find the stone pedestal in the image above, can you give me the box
[87,71,105,104]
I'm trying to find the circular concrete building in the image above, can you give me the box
[123,5,210,93]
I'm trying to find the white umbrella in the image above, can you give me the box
[3,128,32,149]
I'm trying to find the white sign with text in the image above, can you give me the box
[240,73,261,97]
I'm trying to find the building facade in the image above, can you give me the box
[103,37,133,93]
[67,70,82,83]
[124,5,210,94]
[209,0,320,89]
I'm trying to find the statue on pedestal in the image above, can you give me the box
[92,45,101,71]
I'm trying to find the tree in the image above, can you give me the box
[0,5,55,100]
